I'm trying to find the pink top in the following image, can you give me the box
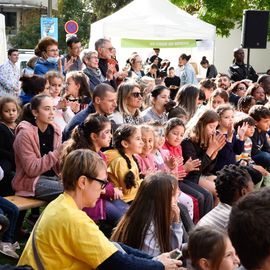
[135,153,156,175]
[12,121,61,196]
[162,140,185,175]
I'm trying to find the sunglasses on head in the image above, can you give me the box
[131,92,143,98]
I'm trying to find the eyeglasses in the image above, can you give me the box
[237,87,246,91]
[103,47,113,51]
[47,49,59,53]
[131,92,143,98]
[86,175,109,189]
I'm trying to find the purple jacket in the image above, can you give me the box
[83,151,115,222]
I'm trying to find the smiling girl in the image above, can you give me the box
[105,124,143,203]
[12,94,63,201]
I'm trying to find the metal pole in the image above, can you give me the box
[246,48,250,79]
[48,0,52,17]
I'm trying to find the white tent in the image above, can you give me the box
[89,0,216,74]
[0,14,7,64]
[90,0,215,46]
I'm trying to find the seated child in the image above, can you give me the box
[234,116,270,187]
[249,105,270,170]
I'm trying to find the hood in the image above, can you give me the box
[104,149,121,165]
[15,120,36,136]
[15,120,61,137]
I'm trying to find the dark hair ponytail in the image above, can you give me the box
[180,53,191,62]
[200,56,209,65]
[20,94,50,124]
[61,113,111,169]
[114,124,141,189]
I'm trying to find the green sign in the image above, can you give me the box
[121,38,196,48]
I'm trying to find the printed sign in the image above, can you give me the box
[40,17,58,40]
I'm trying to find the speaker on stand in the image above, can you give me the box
[241,10,269,78]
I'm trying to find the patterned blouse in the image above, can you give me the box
[0,60,20,97]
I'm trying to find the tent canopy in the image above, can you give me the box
[0,14,7,64]
[90,0,216,48]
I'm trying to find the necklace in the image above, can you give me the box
[0,122,16,136]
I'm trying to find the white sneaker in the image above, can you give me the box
[0,241,19,259]
[13,241,20,250]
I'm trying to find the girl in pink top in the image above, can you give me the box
[12,94,63,201]
[135,125,156,177]
[163,118,202,222]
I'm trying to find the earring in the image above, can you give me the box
[34,116,37,120]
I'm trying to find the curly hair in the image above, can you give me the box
[215,164,251,205]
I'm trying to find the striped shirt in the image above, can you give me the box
[196,203,231,232]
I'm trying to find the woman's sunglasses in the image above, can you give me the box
[131,92,143,98]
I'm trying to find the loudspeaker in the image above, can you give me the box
[241,10,269,49]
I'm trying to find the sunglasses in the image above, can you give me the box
[86,175,109,189]
[131,92,143,98]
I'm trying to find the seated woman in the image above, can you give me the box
[127,53,145,80]
[82,49,115,92]
[111,172,183,257]
[61,113,128,225]
[245,83,267,105]
[174,84,200,121]
[187,226,239,270]
[18,149,181,270]
[12,94,63,201]
[109,81,144,125]
[141,85,171,125]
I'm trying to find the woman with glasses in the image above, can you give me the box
[34,37,61,76]
[109,81,144,125]
[228,81,249,107]
[82,49,115,92]
[18,149,181,270]
[61,113,129,225]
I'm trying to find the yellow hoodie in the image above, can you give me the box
[104,149,142,203]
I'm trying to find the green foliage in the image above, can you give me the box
[9,17,40,49]
[90,0,132,22]
[171,0,270,37]
[9,0,270,49]
[56,0,92,51]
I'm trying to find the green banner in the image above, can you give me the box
[121,38,196,48]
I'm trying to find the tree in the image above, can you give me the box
[171,0,270,37]
[90,0,132,22]
[57,0,91,51]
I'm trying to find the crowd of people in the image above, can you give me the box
[0,35,270,270]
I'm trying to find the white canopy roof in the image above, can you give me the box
[0,14,7,64]
[90,0,216,47]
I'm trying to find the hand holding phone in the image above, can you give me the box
[169,248,182,260]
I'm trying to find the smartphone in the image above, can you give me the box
[170,248,182,260]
